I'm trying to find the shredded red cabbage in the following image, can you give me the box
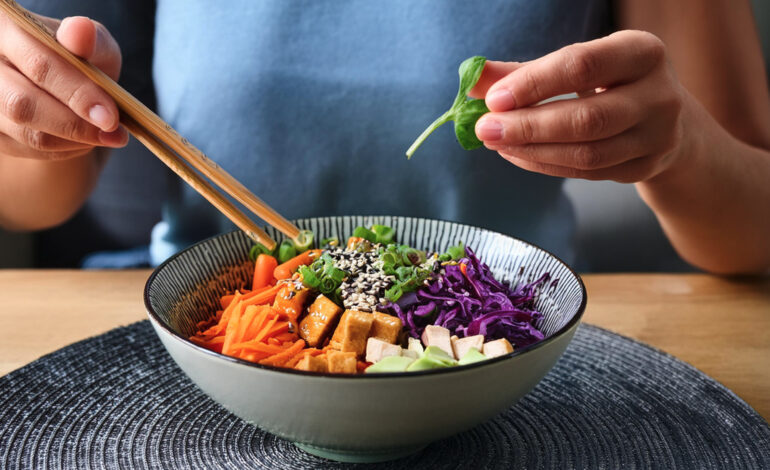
[383,246,549,348]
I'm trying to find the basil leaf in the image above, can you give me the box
[406,56,489,159]
[455,56,487,107]
[453,98,490,150]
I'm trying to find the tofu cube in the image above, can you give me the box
[369,312,402,344]
[329,310,374,356]
[294,354,328,373]
[299,295,343,347]
[366,337,402,363]
[401,348,419,359]
[452,335,485,361]
[421,325,454,358]
[327,351,357,374]
[482,338,514,358]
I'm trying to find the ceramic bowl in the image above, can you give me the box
[144,216,587,463]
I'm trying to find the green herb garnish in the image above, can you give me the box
[406,56,489,159]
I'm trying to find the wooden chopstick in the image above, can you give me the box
[121,115,275,249]
[0,0,301,250]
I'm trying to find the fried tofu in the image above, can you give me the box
[299,295,343,347]
[421,325,453,358]
[366,337,402,363]
[329,310,374,355]
[482,338,514,358]
[273,282,311,320]
[451,335,485,361]
[327,350,357,374]
[369,312,402,344]
[295,354,328,373]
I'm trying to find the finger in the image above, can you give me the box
[492,127,652,170]
[0,63,128,147]
[0,132,93,160]
[485,30,666,112]
[499,152,664,184]
[1,15,121,131]
[56,16,121,79]
[476,83,641,145]
[468,60,524,99]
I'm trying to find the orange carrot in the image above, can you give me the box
[241,284,281,306]
[259,339,306,366]
[222,302,244,355]
[273,249,322,280]
[253,254,278,291]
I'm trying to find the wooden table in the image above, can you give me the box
[0,271,768,420]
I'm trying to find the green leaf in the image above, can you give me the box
[278,240,297,263]
[453,99,489,150]
[455,56,487,106]
[352,226,377,243]
[406,56,489,159]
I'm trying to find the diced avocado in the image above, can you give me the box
[365,355,415,373]
[405,355,450,372]
[458,347,487,365]
[422,346,457,366]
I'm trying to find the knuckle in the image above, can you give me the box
[22,127,47,150]
[23,52,53,84]
[563,46,600,85]
[573,104,608,138]
[520,69,543,102]
[574,144,603,169]
[66,82,92,112]
[516,114,536,143]
[61,118,85,142]
[3,91,35,123]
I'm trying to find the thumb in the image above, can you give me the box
[468,60,525,99]
[56,16,121,81]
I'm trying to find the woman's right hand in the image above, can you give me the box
[0,13,127,161]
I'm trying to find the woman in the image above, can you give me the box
[0,0,768,274]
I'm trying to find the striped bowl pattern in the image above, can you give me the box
[147,215,584,342]
[143,216,587,462]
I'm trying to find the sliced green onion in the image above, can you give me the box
[320,236,339,247]
[278,240,297,263]
[371,224,395,245]
[446,242,465,260]
[292,230,314,253]
[352,226,377,243]
[385,284,403,302]
[299,265,320,288]
[249,243,273,261]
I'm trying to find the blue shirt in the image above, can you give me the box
[25,0,611,267]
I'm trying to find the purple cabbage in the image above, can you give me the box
[382,246,549,348]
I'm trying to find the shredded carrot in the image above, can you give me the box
[241,284,281,306]
[259,339,306,367]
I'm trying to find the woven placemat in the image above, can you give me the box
[0,321,767,469]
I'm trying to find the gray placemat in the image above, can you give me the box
[0,321,767,469]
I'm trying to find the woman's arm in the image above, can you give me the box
[471,0,770,275]
[0,13,125,231]
[619,0,770,274]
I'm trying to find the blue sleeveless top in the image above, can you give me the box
[149,0,610,265]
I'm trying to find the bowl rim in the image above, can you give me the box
[144,216,587,379]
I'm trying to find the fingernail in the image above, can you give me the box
[89,105,115,131]
[476,118,503,141]
[486,89,516,111]
[99,126,128,147]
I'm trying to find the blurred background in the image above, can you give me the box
[1,1,768,271]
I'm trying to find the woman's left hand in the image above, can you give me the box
[472,30,688,183]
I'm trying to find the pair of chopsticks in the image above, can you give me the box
[0,0,299,251]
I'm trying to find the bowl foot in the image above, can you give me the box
[293,442,426,463]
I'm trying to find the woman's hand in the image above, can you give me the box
[471,30,687,184]
[0,13,126,161]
